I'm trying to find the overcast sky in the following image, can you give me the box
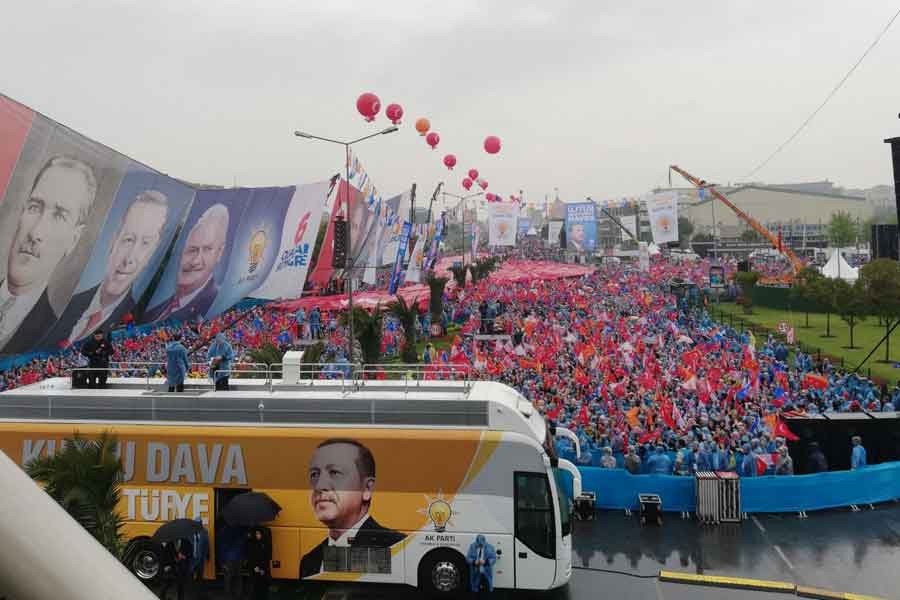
[2,1,899,205]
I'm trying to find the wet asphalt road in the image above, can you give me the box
[195,502,900,600]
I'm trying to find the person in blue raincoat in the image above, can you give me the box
[166,333,190,392]
[647,446,672,475]
[466,534,497,592]
[208,333,234,391]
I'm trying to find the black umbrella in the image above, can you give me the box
[222,492,282,526]
[152,518,204,544]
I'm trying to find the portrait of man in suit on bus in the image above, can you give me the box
[299,438,405,578]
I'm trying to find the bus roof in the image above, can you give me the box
[0,377,546,445]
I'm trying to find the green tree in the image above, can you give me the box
[448,264,468,289]
[789,266,824,328]
[426,274,449,322]
[733,271,760,314]
[692,232,713,243]
[339,306,383,365]
[388,295,420,364]
[827,210,856,248]
[247,342,283,368]
[740,228,761,243]
[810,277,839,338]
[834,279,868,349]
[677,217,694,248]
[26,432,125,559]
[299,341,325,379]
[469,256,500,284]
[859,258,900,362]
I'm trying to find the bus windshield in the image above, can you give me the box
[553,468,572,537]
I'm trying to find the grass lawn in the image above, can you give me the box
[384,324,459,364]
[712,302,900,384]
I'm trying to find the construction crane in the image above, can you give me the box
[669,165,805,278]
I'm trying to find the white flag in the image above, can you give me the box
[405,234,428,283]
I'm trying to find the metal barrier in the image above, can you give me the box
[695,471,741,524]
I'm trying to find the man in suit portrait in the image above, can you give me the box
[299,439,405,578]
[0,156,98,354]
[40,190,170,348]
[567,222,586,252]
[145,203,228,323]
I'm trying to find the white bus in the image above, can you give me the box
[0,364,580,595]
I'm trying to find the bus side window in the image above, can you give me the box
[514,472,555,559]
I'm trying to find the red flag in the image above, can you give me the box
[774,417,799,441]
[802,373,828,390]
[639,429,661,444]
[577,405,590,426]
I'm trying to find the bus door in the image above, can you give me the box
[214,488,251,574]
[513,472,557,589]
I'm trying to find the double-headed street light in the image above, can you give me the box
[443,191,484,267]
[293,125,398,361]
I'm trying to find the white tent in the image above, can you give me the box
[648,242,661,256]
[820,250,858,281]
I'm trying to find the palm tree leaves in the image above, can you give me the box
[388,295,420,363]
[25,432,126,558]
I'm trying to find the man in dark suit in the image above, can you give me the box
[0,156,98,355]
[299,439,405,578]
[144,203,228,323]
[38,190,169,349]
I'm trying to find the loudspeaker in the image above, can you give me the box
[737,260,750,272]
[870,224,899,260]
[332,217,348,268]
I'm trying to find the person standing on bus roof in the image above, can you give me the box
[166,333,190,392]
[81,328,112,389]
[207,332,234,391]
[299,439,405,578]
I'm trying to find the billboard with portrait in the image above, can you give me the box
[146,183,325,323]
[37,168,196,348]
[0,421,545,588]
[564,202,597,253]
[488,203,517,247]
[0,103,131,355]
[644,191,679,245]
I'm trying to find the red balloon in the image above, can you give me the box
[468,168,479,180]
[478,179,488,190]
[484,135,501,154]
[443,154,457,170]
[462,178,473,190]
[426,132,440,150]
[385,103,403,125]
[356,92,381,122]
[485,192,495,201]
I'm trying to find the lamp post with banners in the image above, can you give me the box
[293,126,398,360]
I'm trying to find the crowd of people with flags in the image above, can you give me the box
[1,249,898,479]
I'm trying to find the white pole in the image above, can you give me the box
[0,451,157,600]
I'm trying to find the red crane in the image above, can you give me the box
[669,165,804,279]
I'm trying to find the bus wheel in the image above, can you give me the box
[126,538,163,585]
[419,549,468,596]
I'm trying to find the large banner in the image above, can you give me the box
[488,204,517,247]
[145,184,326,323]
[517,217,532,239]
[620,214,638,242]
[404,233,428,284]
[547,220,563,247]
[645,191,679,244]
[38,169,195,348]
[564,202,597,253]
[388,221,412,294]
[250,182,328,301]
[0,97,137,354]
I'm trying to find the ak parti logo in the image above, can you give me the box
[293,211,311,245]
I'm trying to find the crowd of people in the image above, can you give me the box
[1,247,898,478]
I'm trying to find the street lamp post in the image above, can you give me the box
[443,191,484,267]
[293,125,398,360]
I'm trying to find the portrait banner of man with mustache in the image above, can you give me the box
[38,170,196,349]
[0,156,98,353]
[300,438,405,578]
